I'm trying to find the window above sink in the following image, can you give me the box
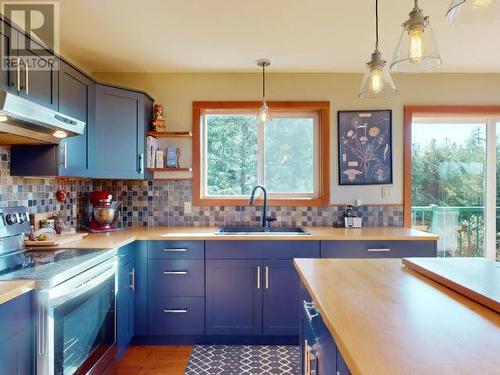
[192,101,331,207]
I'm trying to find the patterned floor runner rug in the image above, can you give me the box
[184,345,300,374]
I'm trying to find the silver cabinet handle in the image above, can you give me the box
[64,142,67,168]
[59,142,67,168]
[367,248,391,252]
[16,58,20,92]
[163,248,187,252]
[138,153,144,174]
[25,63,29,94]
[163,271,188,275]
[303,300,319,322]
[257,266,261,289]
[265,266,269,289]
[304,339,310,375]
[164,309,187,313]
[37,305,46,355]
[129,267,135,291]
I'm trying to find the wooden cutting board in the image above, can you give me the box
[402,257,500,313]
[24,233,88,247]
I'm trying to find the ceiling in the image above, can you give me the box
[58,0,500,73]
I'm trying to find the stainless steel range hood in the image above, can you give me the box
[0,90,85,144]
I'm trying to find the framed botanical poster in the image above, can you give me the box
[338,110,392,185]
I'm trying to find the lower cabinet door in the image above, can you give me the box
[0,329,30,375]
[206,259,263,335]
[117,261,134,353]
[263,260,301,336]
[149,297,204,335]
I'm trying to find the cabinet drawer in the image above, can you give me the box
[148,297,204,335]
[206,240,320,259]
[0,293,30,341]
[321,240,436,258]
[149,260,204,297]
[148,241,204,259]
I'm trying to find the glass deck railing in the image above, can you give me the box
[411,205,499,258]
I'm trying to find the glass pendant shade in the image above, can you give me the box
[258,100,271,123]
[359,50,397,99]
[390,2,442,73]
[446,0,500,25]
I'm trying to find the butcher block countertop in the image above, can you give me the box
[0,280,35,305]
[36,226,437,250]
[294,258,500,375]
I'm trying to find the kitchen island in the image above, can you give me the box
[294,258,500,375]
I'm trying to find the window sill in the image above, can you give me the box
[193,196,330,207]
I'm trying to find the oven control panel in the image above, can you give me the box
[0,206,30,238]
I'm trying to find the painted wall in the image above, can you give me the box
[93,72,500,205]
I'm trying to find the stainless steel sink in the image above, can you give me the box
[215,226,310,235]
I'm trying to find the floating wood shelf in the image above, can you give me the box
[148,131,192,138]
[147,167,193,172]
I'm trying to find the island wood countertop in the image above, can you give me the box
[33,226,437,250]
[0,280,35,305]
[294,258,500,375]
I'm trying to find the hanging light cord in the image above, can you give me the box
[375,0,379,50]
[262,64,266,100]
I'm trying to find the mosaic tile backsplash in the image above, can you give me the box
[93,179,404,228]
[0,146,92,226]
[1,146,403,228]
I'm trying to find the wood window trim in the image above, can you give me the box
[403,105,500,228]
[192,101,330,207]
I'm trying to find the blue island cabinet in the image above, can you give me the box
[0,292,31,375]
[205,241,320,338]
[301,284,351,375]
[117,243,136,357]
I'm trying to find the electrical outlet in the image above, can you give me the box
[382,187,392,198]
[184,201,192,214]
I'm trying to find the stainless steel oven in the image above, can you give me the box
[36,257,117,375]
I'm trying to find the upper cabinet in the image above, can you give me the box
[10,60,95,177]
[0,22,15,92]
[17,34,59,110]
[2,24,59,109]
[2,17,154,179]
[93,84,152,179]
[58,60,95,177]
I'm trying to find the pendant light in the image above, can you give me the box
[390,0,442,73]
[358,0,397,99]
[257,59,271,123]
[446,0,500,25]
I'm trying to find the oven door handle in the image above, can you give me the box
[48,263,116,307]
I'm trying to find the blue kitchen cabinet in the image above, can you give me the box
[58,60,95,177]
[146,241,205,336]
[134,241,148,336]
[205,241,320,337]
[93,83,153,179]
[0,292,31,375]
[0,18,58,108]
[321,240,437,258]
[9,60,96,177]
[117,243,136,356]
[206,259,263,336]
[300,283,351,375]
[16,29,59,110]
[0,20,16,92]
[263,259,301,336]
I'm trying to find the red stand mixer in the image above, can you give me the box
[84,191,121,232]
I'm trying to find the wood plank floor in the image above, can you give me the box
[114,345,192,375]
